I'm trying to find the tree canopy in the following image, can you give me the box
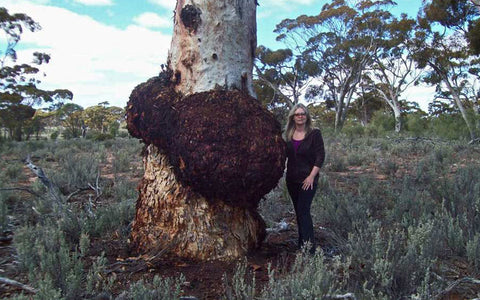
[0,7,72,141]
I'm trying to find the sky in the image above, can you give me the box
[0,0,434,110]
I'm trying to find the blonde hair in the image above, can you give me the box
[284,103,313,142]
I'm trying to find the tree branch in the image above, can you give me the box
[435,277,480,299]
[0,276,37,294]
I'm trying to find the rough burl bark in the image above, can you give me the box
[126,0,285,260]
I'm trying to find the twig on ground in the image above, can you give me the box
[0,276,37,294]
[434,277,480,299]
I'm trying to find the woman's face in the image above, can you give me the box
[293,108,307,126]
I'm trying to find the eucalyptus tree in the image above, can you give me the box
[0,7,72,141]
[56,103,84,138]
[274,0,396,131]
[369,14,421,132]
[254,46,317,110]
[413,0,480,140]
[126,0,285,260]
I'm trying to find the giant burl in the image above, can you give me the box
[126,0,285,260]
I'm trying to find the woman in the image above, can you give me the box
[285,103,325,253]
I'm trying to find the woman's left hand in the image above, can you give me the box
[302,175,315,190]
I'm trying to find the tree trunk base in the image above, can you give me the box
[130,145,266,261]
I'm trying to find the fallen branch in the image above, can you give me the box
[469,138,480,145]
[0,276,37,294]
[24,155,63,207]
[434,277,480,299]
[326,293,356,300]
[105,241,177,274]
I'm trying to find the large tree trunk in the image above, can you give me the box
[128,0,284,261]
[132,145,265,260]
[169,0,256,96]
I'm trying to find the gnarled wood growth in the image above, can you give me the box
[126,0,285,260]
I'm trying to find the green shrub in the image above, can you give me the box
[87,132,114,141]
[325,154,347,172]
[84,198,135,238]
[378,158,398,177]
[112,177,138,201]
[51,153,100,194]
[342,123,365,138]
[467,233,480,272]
[123,275,185,300]
[3,162,25,181]
[405,113,429,136]
[113,150,131,173]
[259,251,342,299]
[259,179,291,228]
[223,260,256,300]
[108,121,120,137]
[0,192,9,232]
[346,152,368,166]
[50,131,60,140]
[430,114,470,140]
[365,111,395,137]
[15,224,85,300]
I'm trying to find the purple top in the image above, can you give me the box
[292,138,302,153]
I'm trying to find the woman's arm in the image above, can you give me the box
[302,130,325,190]
[302,166,320,190]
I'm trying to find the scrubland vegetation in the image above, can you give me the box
[0,119,479,299]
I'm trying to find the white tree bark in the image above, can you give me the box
[168,0,257,96]
[130,0,270,260]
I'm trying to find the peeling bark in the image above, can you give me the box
[131,146,266,260]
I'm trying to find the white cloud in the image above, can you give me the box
[403,85,436,112]
[72,0,113,6]
[133,12,172,28]
[148,0,175,11]
[1,1,172,108]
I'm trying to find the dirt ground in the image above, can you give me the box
[87,221,336,299]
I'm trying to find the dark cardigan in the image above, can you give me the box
[286,128,325,183]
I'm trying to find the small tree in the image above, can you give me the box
[0,7,72,141]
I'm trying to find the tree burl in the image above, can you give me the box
[126,77,285,209]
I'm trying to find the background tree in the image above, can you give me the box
[0,7,73,141]
[413,0,480,140]
[56,103,84,138]
[349,81,386,126]
[275,0,396,131]
[369,14,420,132]
[83,101,124,135]
[254,45,317,109]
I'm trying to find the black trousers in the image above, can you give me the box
[286,181,317,252]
